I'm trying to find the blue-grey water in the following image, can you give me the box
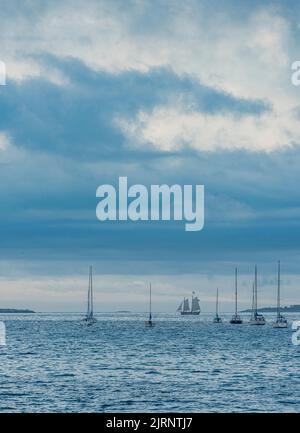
[0,312,300,413]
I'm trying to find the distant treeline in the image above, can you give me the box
[0,309,35,313]
[242,304,300,313]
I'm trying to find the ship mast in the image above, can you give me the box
[251,282,255,318]
[90,265,93,318]
[87,265,91,317]
[235,268,238,316]
[277,261,280,320]
[149,282,152,321]
[254,265,258,317]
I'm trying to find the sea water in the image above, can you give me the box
[0,312,299,413]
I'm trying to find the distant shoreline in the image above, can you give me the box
[0,309,35,313]
[241,304,300,313]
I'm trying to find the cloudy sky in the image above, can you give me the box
[0,0,300,312]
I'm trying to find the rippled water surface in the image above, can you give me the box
[0,312,299,412]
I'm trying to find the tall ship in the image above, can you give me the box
[249,265,265,325]
[82,265,97,326]
[177,292,201,315]
[230,268,243,324]
[273,261,288,328]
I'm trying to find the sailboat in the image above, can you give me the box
[82,265,97,326]
[213,288,222,323]
[230,268,243,324]
[249,265,265,325]
[177,292,200,315]
[145,283,154,327]
[273,261,288,328]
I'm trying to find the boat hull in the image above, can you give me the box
[273,321,288,328]
[82,317,97,326]
[249,320,265,325]
[213,317,222,323]
[180,311,200,315]
[145,320,154,327]
[230,315,243,324]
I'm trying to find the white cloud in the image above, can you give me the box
[117,102,300,152]
[0,132,10,151]
[1,2,299,151]
[0,4,294,94]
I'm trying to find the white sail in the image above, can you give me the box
[177,301,183,312]
[177,294,201,315]
[183,298,190,312]
[87,281,90,317]
[249,265,265,325]
[83,265,97,325]
[145,282,154,327]
[273,261,287,328]
[191,296,200,313]
[276,260,283,321]
[86,265,92,318]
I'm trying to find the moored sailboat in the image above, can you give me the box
[213,288,222,323]
[177,292,200,315]
[249,265,265,325]
[82,265,97,326]
[145,283,154,327]
[230,268,243,324]
[273,261,288,328]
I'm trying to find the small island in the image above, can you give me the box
[241,304,300,313]
[0,308,35,313]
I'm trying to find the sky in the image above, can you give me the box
[0,0,300,312]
